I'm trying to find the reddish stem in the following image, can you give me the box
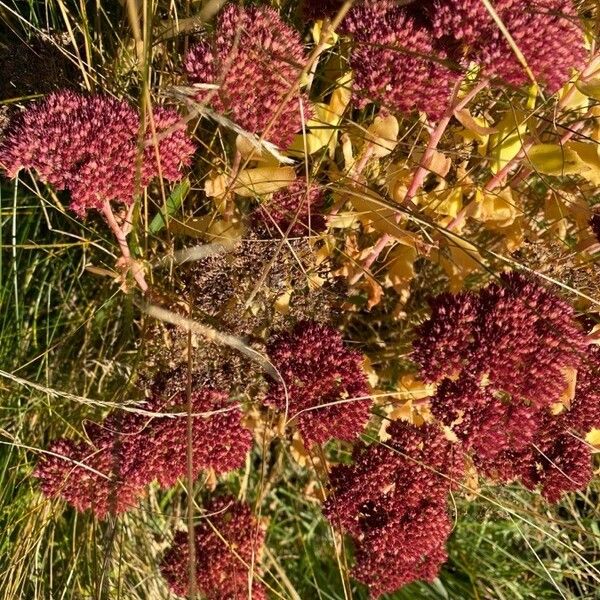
[349,78,488,285]
[101,200,148,293]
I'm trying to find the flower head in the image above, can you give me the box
[35,389,252,517]
[412,290,479,383]
[184,5,310,148]
[342,0,459,120]
[253,178,326,237]
[324,422,463,597]
[161,497,266,600]
[431,0,586,93]
[0,91,194,215]
[414,273,587,408]
[265,321,371,446]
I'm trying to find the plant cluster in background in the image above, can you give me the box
[1,0,600,599]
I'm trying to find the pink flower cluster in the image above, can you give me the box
[265,321,371,446]
[337,0,584,119]
[416,273,599,501]
[253,178,326,237]
[35,389,252,517]
[430,0,586,93]
[323,422,464,597]
[342,0,459,121]
[160,496,266,600]
[184,5,310,148]
[0,91,195,215]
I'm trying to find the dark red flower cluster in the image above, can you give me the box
[517,346,600,501]
[418,274,600,501]
[0,91,195,215]
[430,0,585,93]
[254,178,326,237]
[160,496,266,600]
[431,376,540,481]
[342,0,459,120]
[184,5,310,148]
[323,422,464,597]
[414,272,588,407]
[35,389,252,517]
[265,321,371,446]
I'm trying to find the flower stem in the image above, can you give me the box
[101,200,148,293]
[349,78,488,285]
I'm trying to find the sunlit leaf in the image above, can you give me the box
[205,167,296,198]
[575,76,600,101]
[488,109,528,174]
[366,113,399,157]
[385,242,418,294]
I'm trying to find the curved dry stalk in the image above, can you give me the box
[139,302,286,386]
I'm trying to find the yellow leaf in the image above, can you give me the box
[425,187,463,217]
[411,147,451,178]
[567,141,600,185]
[386,243,418,294]
[501,218,525,253]
[462,455,480,501]
[327,212,360,229]
[544,193,568,240]
[471,188,520,228]
[376,375,435,435]
[329,73,352,118]
[365,276,384,309]
[575,76,600,101]
[558,80,590,111]
[274,289,292,315]
[311,19,338,47]
[290,432,310,467]
[205,167,296,198]
[397,374,436,401]
[527,143,582,176]
[454,108,496,156]
[363,356,379,388]
[366,113,399,157]
[350,190,416,242]
[488,109,528,174]
[527,142,600,185]
[288,126,330,156]
[586,428,600,447]
[551,366,577,414]
[169,214,244,244]
[434,232,484,292]
[386,163,412,204]
[307,272,326,291]
[454,108,498,136]
[289,73,351,157]
[236,134,282,165]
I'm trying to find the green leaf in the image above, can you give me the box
[148,178,190,234]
